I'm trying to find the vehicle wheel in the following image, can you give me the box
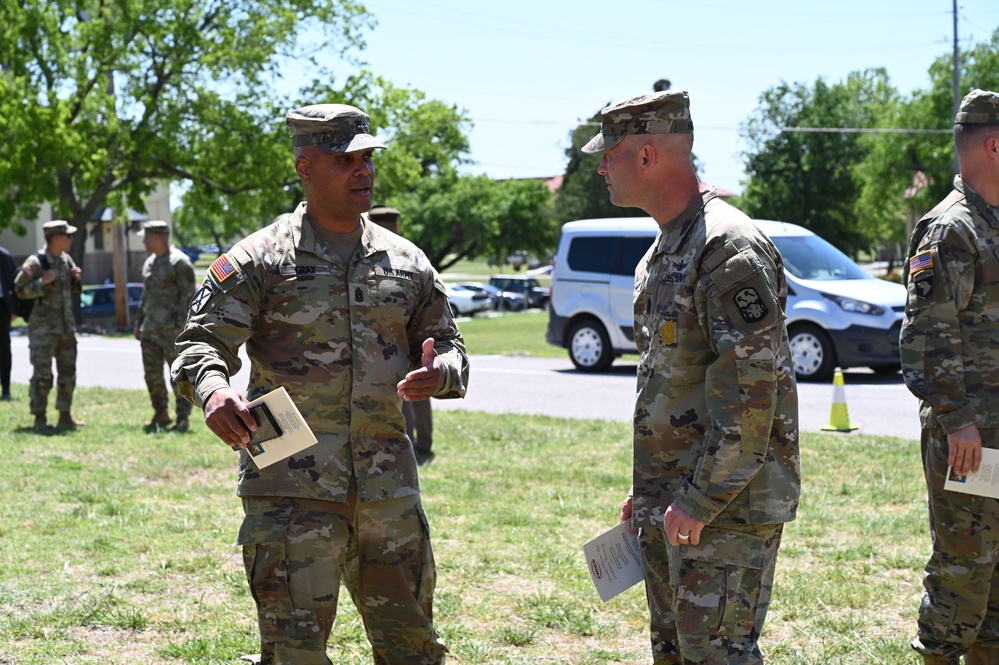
[788,323,836,383]
[568,319,614,373]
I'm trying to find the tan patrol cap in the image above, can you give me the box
[582,90,693,154]
[286,104,388,154]
[955,89,999,126]
[43,220,78,237]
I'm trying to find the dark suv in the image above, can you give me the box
[488,275,549,309]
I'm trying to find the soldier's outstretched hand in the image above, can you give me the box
[397,338,445,401]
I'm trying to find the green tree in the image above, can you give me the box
[855,28,999,252]
[739,69,896,256]
[0,0,370,263]
[395,175,556,271]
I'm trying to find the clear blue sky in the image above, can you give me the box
[322,0,999,195]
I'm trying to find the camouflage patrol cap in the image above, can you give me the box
[955,89,999,125]
[140,220,170,236]
[286,104,388,154]
[581,90,693,154]
[368,205,401,222]
[43,220,78,237]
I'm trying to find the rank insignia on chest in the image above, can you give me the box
[733,287,769,323]
[209,254,237,283]
[354,286,365,303]
[660,319,677,346]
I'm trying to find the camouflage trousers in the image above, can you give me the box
[403,399,433,451]
[28,329,76,415]
[140,328,190,417]
[237,481,445,665]
[639,522,783,665]
[912,426,999,661]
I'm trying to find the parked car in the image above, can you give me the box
[178,246,201,262]
[454,282,526,311]
[488,275,549,309]
[444,284,494,317]
[546,217,906,381]
[80,283,144,326]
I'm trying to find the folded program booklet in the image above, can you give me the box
[583,520,644,602]
[242,387,318,469]
[945,446,999,499]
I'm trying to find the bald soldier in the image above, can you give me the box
[13,220,85,432]
[135,220,196,432]
[583,91,800,664]
[901,89,999,665]
[172,103,467,665]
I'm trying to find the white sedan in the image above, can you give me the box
[445,284,495,317]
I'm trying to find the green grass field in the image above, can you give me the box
[0,379,928,664]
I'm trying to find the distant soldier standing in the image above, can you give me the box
[135,220,196,432]
[583,90,800,664]
[13,220,84,432]
[901,89,999,665]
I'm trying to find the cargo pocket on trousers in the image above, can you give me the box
[236,498,295,634]
[668,525,767,638]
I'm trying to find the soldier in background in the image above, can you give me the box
[367,204,435,463]
[13,221,84,432]
[582,91,800,664]
[901,89,999,665]
[135,220,196,432]
[172,103,467,664]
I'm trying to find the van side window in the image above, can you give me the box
[617,236,656,276]
[567,237,614,274]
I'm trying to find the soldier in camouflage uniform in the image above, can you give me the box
[901,89,999,665]
[134,220,196,432]
[13,220,85,432]
[367,205,435,463]
[171,104,468,665]
[582,91,800,665]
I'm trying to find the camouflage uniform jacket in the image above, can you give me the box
[13,249,77,334]
[136,247,196,334]
[172,203,468,503]
[901,176,999,436]
[631,191,800,528]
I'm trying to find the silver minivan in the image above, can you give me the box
[545,217,906,382]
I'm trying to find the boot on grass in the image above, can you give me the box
[58,412,85,429]
[145,409,172,431]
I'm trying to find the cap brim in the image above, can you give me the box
[313,134,388,154]
[581,132,622,155]
[66,225,78,235]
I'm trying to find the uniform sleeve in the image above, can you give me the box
[171,251,256,407]
[406,270,469,399]
[900,222,976,433]
[674,240,786,524]
[13,256,44,300]
[174,257,197,328]
[135,260,150,330]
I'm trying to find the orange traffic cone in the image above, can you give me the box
[821,368,858,432]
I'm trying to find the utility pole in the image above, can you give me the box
[953,0,961,174]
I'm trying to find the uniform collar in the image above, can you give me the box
[656,189,717,254]
[289,201,397,261]
[956,175,999,229]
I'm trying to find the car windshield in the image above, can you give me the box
[771,234,870,281]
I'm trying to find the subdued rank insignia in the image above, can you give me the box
[354,286,364,303]
[190,283,213,314]
[660,319,677,346]
[733,287,769,323]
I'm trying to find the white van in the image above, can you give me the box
[545,217,906,382]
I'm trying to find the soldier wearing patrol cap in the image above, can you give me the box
[13,220,85,431]
[135,221,196,432]
[172,103,467,665]
[901,89,999,665]
[584,90,800,664]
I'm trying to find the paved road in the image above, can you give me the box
[8,332,921,441]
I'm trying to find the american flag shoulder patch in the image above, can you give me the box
[909,250,934,275]
[209,254,237,283]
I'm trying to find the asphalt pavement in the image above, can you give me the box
[7,332,921,441]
